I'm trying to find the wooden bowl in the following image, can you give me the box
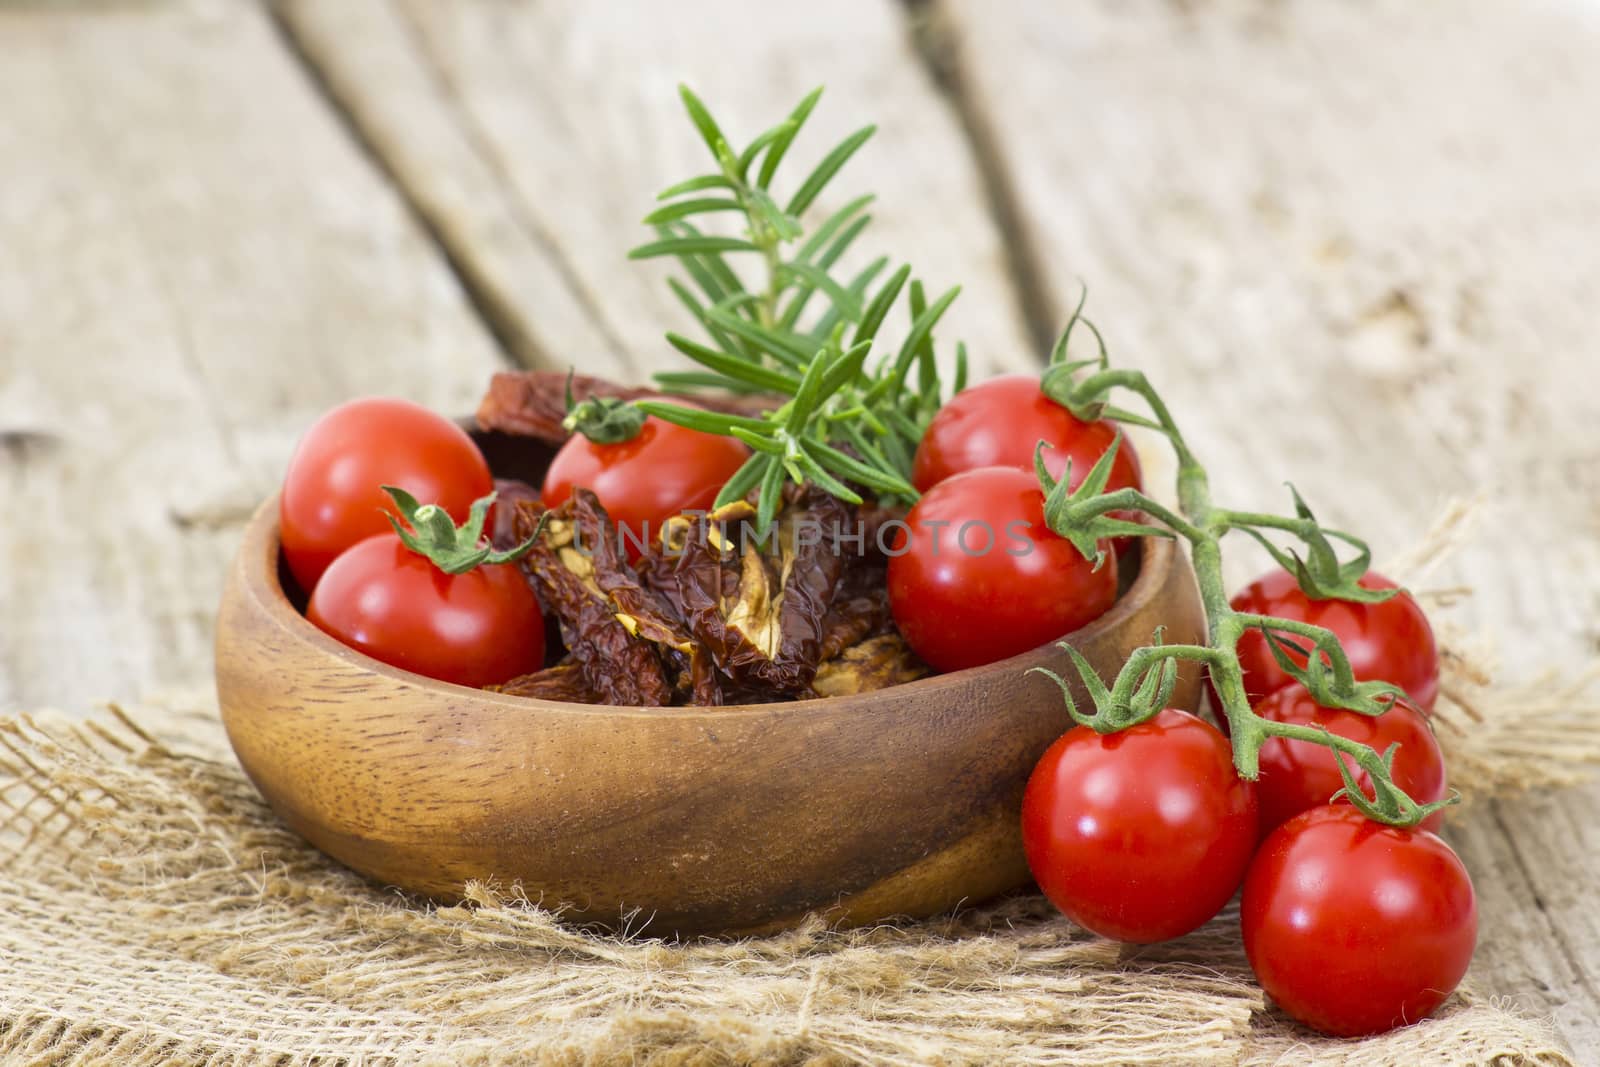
[216,429,1205,937]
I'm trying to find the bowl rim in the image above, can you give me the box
[238,493,1181,718]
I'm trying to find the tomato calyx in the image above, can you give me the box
[1038,289,1111,420]
[1030,628,1183,734]
[382,486,545,575]
[1233,485,1398,604]
[1322,731,1454,827]
[1258,626,1412,714]
[561,372,648,444]
[1034,436,1176,571]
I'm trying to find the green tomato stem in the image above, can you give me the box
[1039,323,1454,828]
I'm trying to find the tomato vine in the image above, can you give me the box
[1030,297,1456,828]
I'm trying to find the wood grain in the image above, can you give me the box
[3,0,1596,1047]
[216,436,1206,936]
[0,1,506,715]
[276,0,1038,382]
[937,0,1600,1049]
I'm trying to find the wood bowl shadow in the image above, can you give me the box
[216,429,1206,937]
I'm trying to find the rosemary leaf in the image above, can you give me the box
[806,437,915,497]
[657,174,737,199]
[756,457,786,531]
[734,427,785,456]
[779,220,873,331]
[794,194,875,263]
[851,264,911,348]
[667,333,801,393]
[706,308,818,368]
[806,256,888,339]
[665,279,743,356]
[629,235,761,260]
[819,339,873,397]
[652,370,768,395]
[678,84,730,163]
[783,343,837,433]
[780,262,862,321]
[642,198,744,225]
[736,120,792,180]
[633,400,773,436]
[758,86,824,189]
[880,284,961,396]
[796,450,864,503]
[787,125,876,216]
[715,451,770,507]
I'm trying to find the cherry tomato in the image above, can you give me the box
[307,534,545,688]
[542,413,749,556]
[912,374,1143,496]
[1254,683,1446,835]
[280,397,492,594]
[1021,709,1258,942]
[1024,713,1260,940]
[912,375,1146,557]
[887,466,1117,672]
[1229,569,1439,711]
[1242,805,1476,1036]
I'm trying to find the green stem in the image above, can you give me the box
[1043,349,1449,827]
[1229,613,1360,691]
[1215,510,1319,534]
[1058,487,1206,544]
[760,242,783,329]
[717,153,785,330]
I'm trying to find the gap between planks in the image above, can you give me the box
[272,0,1041,383]
[900,0,1057,357]
[264,1,529,370]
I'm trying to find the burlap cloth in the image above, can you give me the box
[4,523,1596,1064]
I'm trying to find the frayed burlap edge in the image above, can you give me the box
[0,701,1580,1066]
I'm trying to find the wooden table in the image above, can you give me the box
[4,0,1597,1055]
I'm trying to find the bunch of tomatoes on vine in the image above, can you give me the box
[273,85,1475,1039]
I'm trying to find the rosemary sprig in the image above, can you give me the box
[627,85,965,528]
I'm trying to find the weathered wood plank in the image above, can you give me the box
[276,0,1037,383]
[0,1,505,715]
[940,0,1600,1051]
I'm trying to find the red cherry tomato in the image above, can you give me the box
[912,374,1143,495]
[280,397,492,594]
[1229,569,1439,711]
[887,466,1117,673]
[306,534,545,688]
[1242,805,1477,1036]
[542,414,749,556]
[1021,709,1259,942]
[1254,683,1447,835]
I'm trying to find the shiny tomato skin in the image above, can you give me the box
[541,414,749,554]
[1255,683,1447,835]
[280,397,493,594]
[887,466,1117,673]
[1242,805,1476,1037]
[306,534,544,688]
[1230,569,1439,711]
[1021,709,1259,943]
[911,374,1143,496]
